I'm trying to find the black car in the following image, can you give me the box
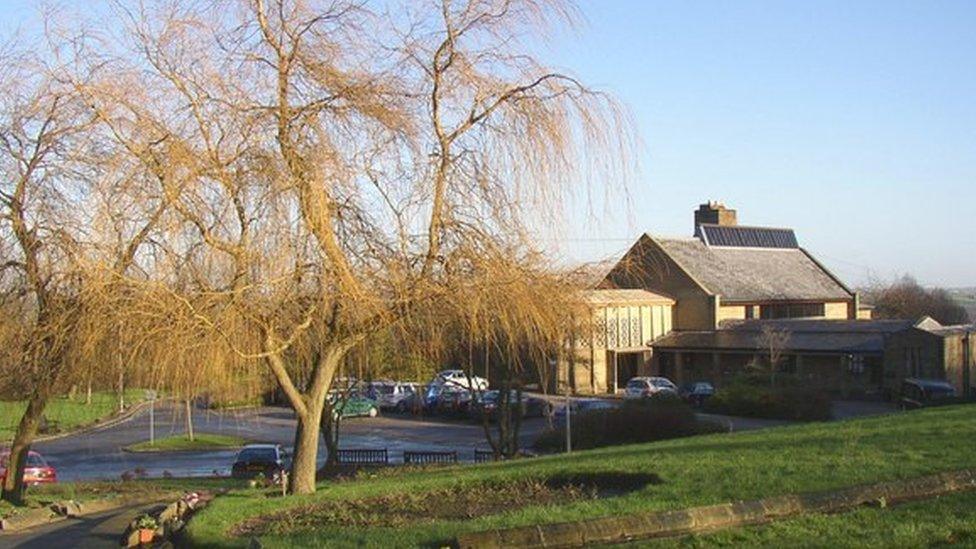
[899,378,957,410]
[470,390,553,422]
[231,444,289,481]
[679,382,715,407]
[432,385,474,417]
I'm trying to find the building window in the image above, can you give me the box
[760,303,825,319]
[594,318,607,348]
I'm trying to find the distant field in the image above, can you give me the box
[0,390,146,442]
[185,404,976,548]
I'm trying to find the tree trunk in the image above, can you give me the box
[184,398,195,442]
[117,368,125,412]
[289,405,324,495]
[320,402,340,468]
[263,332,357,496]
[1,390,51,504]
[511,385,523,458]
[85,375,92,406]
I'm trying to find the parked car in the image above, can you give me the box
[470,390,553,422]
[899,378,957,410]
[369,381,419,412]
[432,369,489,391]
[0,450,57,486]
[231,444,288,481]
[624,376,678,400]
[433,385,474,416]
[332,394,380,418]
[393,384,431,414]
[679,382,715,407]
[552,398,618,424]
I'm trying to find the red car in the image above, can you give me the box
[0,451,57,486]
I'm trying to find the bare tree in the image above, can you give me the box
[27,0,633,498]
[0,36,173,502]
[752,325,791,387]
[864,275,970,325]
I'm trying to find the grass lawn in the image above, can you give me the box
[184,404,976,548]
[0,389,147,442]
[124,433,246,453]
[0,477,247,519]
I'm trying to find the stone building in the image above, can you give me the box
[603,201,861,330]
[884,322,975,397]
[560,289,674,394]
[559,202,966,398]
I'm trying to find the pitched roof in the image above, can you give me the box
[582,289,674,306]
[719,318,924,333]
[652,235,853,302]
[651,330,886,353]
[919,323,976,336]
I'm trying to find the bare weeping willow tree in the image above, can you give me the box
[419,246,586,459]
[0,35,178,501]
[17,0,635,496]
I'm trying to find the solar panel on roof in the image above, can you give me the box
[700,224,799,249]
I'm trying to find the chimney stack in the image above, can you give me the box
[694,201,737,236]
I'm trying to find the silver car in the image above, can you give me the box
[370,381,419,412]
[624,376,678,400]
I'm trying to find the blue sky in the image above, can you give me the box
[543,1,976,288]
[3,1,974,287]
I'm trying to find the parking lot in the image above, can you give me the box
[30,402,552,481]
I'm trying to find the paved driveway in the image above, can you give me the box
[31,403,549,481]
[1,500,169,549]
[831,400,898,420]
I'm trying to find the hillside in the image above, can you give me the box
[185,405,976,548]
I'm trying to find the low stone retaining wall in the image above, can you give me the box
[454,468,976,548]
[120,491,214,547]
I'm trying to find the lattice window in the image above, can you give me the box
[606,317,617,348]
[630,318,641,346]
[618,317,630,347]
[594,317,607,348]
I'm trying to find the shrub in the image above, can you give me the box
[135,513,158,530]
[533,396,714,452]
[703,383,831,421]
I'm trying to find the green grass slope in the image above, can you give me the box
[0,390,146,442]
[185,404,976,548]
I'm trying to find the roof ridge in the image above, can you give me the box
[697,222,795,232]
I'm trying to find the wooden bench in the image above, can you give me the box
[336,448,389,465]
[403,450,458,465]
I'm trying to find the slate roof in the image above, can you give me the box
[652,235,853,302]
[921,324,976,337]
[652,318,932,354]
[582,289,674,306]
[719,318,921,333]
[652,330,885,353]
